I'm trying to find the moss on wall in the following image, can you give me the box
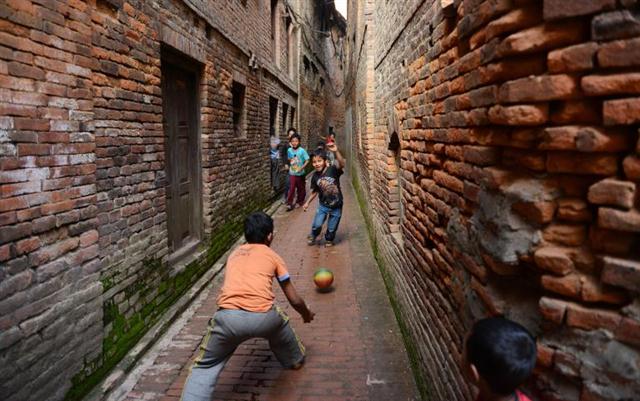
[65,197,272,401]
[351,173,431,400]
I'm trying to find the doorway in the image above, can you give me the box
[161,56,202,258]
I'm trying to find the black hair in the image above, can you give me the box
[287,128,297,135]
[466,317,537,395]
[290,133,301,141]
[312,149,328,160]
[244,212,273,244]
[316,141,325,149]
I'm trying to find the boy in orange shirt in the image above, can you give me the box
[181,212,315,401]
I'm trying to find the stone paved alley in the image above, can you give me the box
[109,177,419,401]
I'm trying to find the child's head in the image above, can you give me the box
[312,149,328,171]
[244,212,274,245]
[270,136,280,150]
[316,141,326,151]
[465,317,536,396]
[290,133,301,149]
[287,128,297,139]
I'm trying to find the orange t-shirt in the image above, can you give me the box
[217,243,290,312]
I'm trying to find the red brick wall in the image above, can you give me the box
[0,0,319,399]
[348,1,640,400]
[296,2,346,151]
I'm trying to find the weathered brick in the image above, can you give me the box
[623,155,640,181]
[546,153,618,175]
[566,302,622,331]
[498,22,587,56]
[488,104,548,125]
[588,178,636,209]
[616,318,640,347]
[542,273,581,297]
[0,222,32,245]
[0,269,33,301]
[499,75,577,103]
[512,200,556,225]
[601,256,640,292]
[540,126,631,152]
[543,0,616,20]
[582,73,640,96]
[548,43,598,73]
[556,199,591,222]
[535,246,575,275]
[542,224,587,246]
[539,296,568,324]
[598,37,640,67]
[598,207,640,232]
[592,9,640,41]
[603,98,640,125]
[15,236,40,255]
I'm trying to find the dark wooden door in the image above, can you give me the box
[162,62,201,253]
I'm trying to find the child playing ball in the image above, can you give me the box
[180,212,315,401]
[303,141,346,247]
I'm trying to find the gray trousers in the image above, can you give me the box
[180,307,305,401]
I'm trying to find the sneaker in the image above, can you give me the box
[286,205,294,212]
[307,235,315,245]
[325,240,334,247]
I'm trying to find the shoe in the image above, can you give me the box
[307,235,315,245]
[325,240,334,247]
[286,205,294,212]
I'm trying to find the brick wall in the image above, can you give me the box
[0,0,340,399]
[347,1,640,400]
[294,1,346,150]
[346,0,376,197]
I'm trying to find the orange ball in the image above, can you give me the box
[313,268,334,289]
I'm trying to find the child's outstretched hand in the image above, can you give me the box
[302,309,315,323]
[303,202,309,211]
[326,142,338,152]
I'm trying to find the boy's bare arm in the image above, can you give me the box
[326,143,346,169]
[279,280,315,323]
[303,192,318,211]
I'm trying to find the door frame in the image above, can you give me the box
[161,45,204,265]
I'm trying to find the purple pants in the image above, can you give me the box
[287,175,306,206]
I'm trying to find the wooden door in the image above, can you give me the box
[162,62,201,253]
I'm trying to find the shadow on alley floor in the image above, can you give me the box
[111,176,420,401]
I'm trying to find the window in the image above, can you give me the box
[269,96,278,137]
[232,81,246,137]
[286,17,293,77]
[290,106,296,129]
[281,103,289,133]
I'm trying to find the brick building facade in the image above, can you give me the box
[0,1,344,400]
[346,1,640,400]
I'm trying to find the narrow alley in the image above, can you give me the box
[105,177,419,401]
[1,1,640,401]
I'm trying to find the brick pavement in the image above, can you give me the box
[112,177,419,401]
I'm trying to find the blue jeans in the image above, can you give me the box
[310,204,342,241]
